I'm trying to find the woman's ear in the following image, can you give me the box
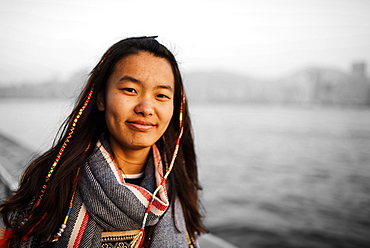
[97,92,105,111]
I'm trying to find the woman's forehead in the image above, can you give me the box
[109,52,175,87]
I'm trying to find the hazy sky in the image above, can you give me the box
[1,0,370,85]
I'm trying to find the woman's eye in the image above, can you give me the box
[157,94,170,99]
[121,88,137,93]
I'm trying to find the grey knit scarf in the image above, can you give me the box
[53,138,189,247]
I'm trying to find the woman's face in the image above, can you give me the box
[98,51,175,152]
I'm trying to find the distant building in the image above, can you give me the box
[185,62,370,106]
[312,62,370,105]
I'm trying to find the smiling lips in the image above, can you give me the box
[126,121,156,131]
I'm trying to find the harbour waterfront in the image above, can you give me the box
[191,104,370,247]
[1,98,370,247]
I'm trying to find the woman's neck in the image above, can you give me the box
[109,138,151,175]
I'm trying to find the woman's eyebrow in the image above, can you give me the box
[117,75,174,92]
[117,75,140,83]
[155,84,174,92]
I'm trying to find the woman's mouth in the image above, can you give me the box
[126,121,156,131]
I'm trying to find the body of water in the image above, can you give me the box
[1,98,370,247]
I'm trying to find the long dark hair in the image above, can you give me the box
[0,36,206,243]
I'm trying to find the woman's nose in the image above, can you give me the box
[134,97,154,116]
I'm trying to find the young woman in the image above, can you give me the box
[0,36,207,247]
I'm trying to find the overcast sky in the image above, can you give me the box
[0,0,370,85]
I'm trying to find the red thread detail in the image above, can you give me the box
[22,212,47,242]
[138,189,167,211]
[138,228,145,248]
[73,212,89,248]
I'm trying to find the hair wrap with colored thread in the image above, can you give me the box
[20,86,94,243]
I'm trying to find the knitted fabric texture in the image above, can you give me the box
[13,137,189,247]
[55,137,189,247]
